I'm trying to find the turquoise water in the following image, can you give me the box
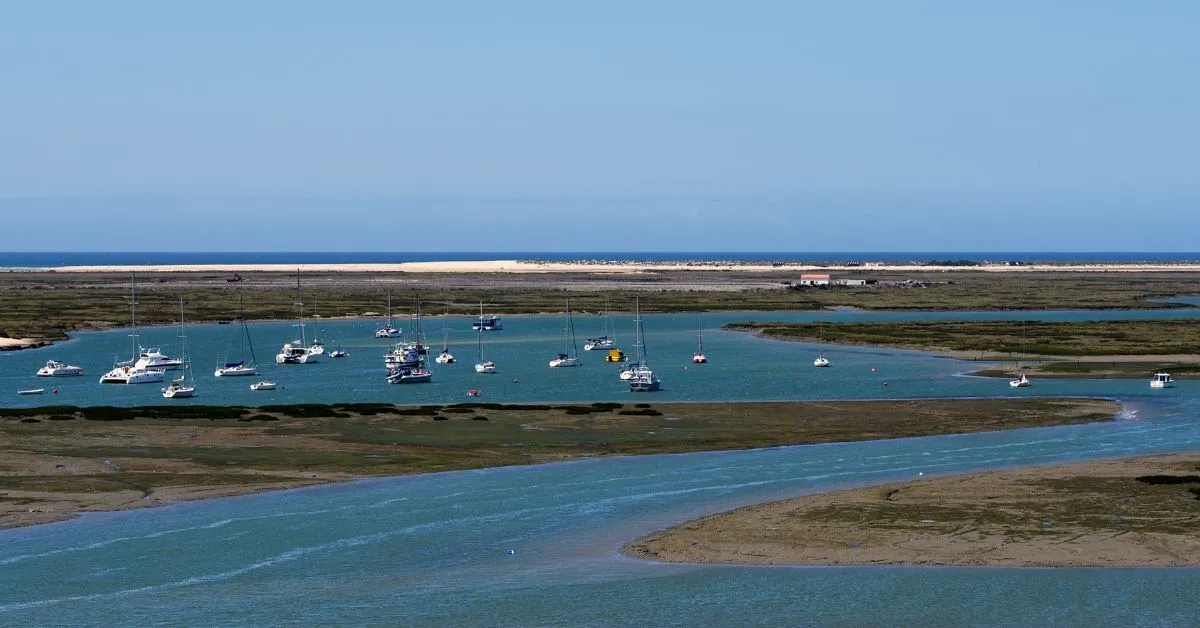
[2,309,1199,625]
[5,308,1200,408]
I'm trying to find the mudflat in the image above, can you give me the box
[0,398,1116,529]
[626,453,1200,567]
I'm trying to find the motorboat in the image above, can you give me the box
[375,290,402,338]
[329,347,348,358]
[435,349,455,364]
[1150,372,1174,389]
[548,297,581,368]
[250,380,277,391]
[162,297,197,399]
[584,336,615,351]
[134,347,183,371]
[472,314,502,331]
[36,360,84,377]
[813,355,830,368]
[1009,373,1031,388]
[101,273,166,385]
[215,295,260,377]
[618,362,638,381]
[627,298,660,392]
[277,271,321,364]
[386,367,433,384]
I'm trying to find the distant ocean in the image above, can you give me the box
[2,251,1200,268]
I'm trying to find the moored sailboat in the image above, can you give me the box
[474,301,497,374]
[549,297,581,368]
[215,295,260,377]
[162,298,197,399]
[627,297,660,392]
[276,271,321,364]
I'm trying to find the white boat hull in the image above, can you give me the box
[250,381,277,391]
[549,357,581,368]
[215,365,260,377]
[474,362,496,374]
[435,353,455,364]
[162,385,197,398]
[99,367,166,384]
[17,389,45,395]
[37,366,85,377]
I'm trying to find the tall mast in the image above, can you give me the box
[633,297,642,365]
[129,271,139,360]
[294,269,306,345]
[697,316,703,353]
[477,301,485,361]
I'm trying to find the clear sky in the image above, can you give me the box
[1,1,1197,251]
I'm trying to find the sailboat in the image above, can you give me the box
[386,295,433,383]
[435,309,455,364]
[163,298,197,398]
[692,316,708,364]
[474,301,497,374]
[813,354,830,367]
[584,296,617,351]
[1009,321,1031,387]
[627,297,660,392]
[100,273,166,384]
[277,270,321,364]
[375,290,402,338]
[549,298,582,368]
[215,295,260,377]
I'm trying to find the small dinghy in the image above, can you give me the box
[17,388,45,395]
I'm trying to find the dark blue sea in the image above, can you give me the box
[3,251,1200,268]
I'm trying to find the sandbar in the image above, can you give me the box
[626,453,1200,567]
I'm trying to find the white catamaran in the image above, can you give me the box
[627,297,661,392]
[100,273,166,384]
[276,271,321,364]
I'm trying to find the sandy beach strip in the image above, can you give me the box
[40,261,1200,274]
[626,452,1200,568]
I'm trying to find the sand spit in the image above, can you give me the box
[626,453,1200,567]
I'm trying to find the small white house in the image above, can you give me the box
[797,273,830,286]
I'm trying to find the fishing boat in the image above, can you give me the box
[17,388,45,396]
[549,298,582,368]
[100,273,166,384]
[162,298,197,399]
[250,380,277,391]
[435,312,455,364]
[215,295,260,377]
[474,301,497,374]
[584,296,617,351]
[1150,372,1174,389]
[36,360,84,377]
[692,316,708,364]
[627,297,661,392]
[472,311,502,331]
[813,354,830,368]
[375,290,402,338]
[276,271,321,364]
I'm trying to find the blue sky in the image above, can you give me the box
[1,2,1197,251]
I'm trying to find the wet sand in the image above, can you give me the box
[626,453,1200,567]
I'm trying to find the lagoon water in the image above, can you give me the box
[2,309,1199,625]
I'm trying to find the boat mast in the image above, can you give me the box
[129,271,139,361]
[697,316,703,353]
[240,293,257,366]
[567,297,578,358]
[477,301,485,361]
[633,297,643,366]
[294,269,306,345]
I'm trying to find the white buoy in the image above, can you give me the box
[918,472,924,476]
